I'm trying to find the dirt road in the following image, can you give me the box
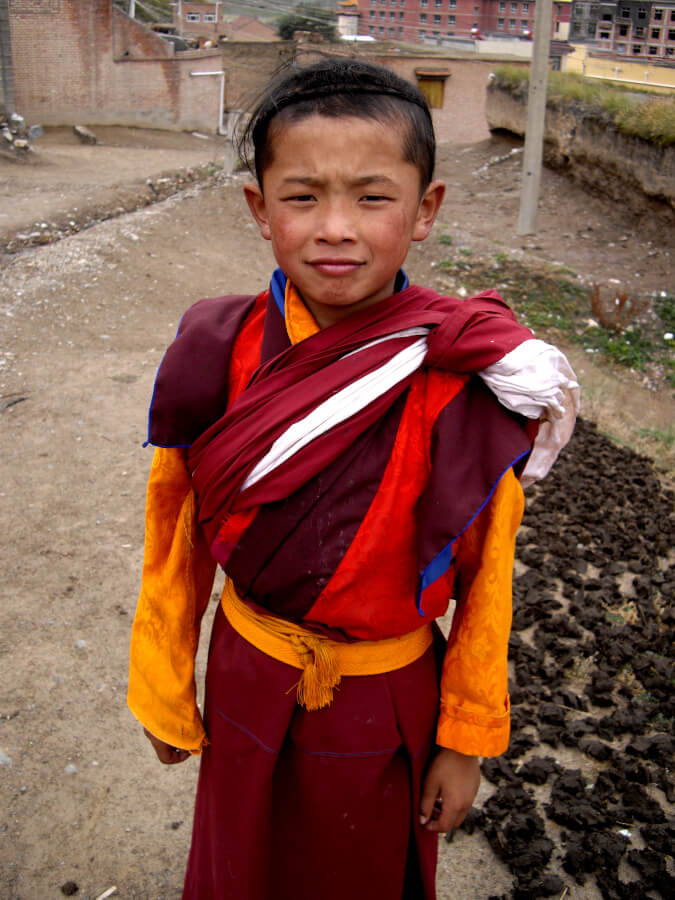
[0,128,672,900]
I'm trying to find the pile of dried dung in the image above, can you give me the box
[459,418,674,899]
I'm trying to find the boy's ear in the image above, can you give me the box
[243,183,272,241]
[412,181,445,242]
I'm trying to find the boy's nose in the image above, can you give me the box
[316,204,356,244]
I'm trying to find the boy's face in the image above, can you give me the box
[244,115,444,329]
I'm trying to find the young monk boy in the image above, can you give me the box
[128,58,579,899]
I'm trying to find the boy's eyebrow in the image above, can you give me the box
[280,174,398,188]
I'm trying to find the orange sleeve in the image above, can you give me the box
[127,447,216,753]
[436,467,524,757]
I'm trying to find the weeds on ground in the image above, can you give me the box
[436,254,675,389]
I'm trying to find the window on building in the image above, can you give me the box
[632,43,642,52]
[399,11,405,19]
[617,42,626,52]
[601,12,612,20]
[651,27,660,37]
[399,25,404,34]
[448,14,456,23]
[204,13,216,22]
[521,19,529,28]
[421,0,428,6]
[635,25,644,35]
[590,4,599,15]
[637,6,647,19]
[420,13,427,22]
[379,25,385,32]
[666,46,674,54]
[653,8,663,20]
[499,1,506,11]
[186,12,200,22]
[390,11,396,18]
[522,1,529,10]
[619,24,628,35]
[669,28,675,39]
[620,6,630,17]
[449,0,456,7]
[599,30,610,38]
[369,24,375,32]
[511,2,518,10]
[400,0,405,6]
[587,23,596,34]
[648,44,658,53]
[551,55,561,70]
[389,26,396,34]
[435,0,442,7]
[380,11,386,19]
[370,10,375,18]
[419,28,426,37]
[474,5,480,13]
[434,14,441,23]
[509,17,517,28]
[671,9,675,21]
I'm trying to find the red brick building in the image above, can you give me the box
[358,0,570,43]
[9,0,225,132]
[173,1,223,38]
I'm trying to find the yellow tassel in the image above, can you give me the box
[290,635,341,711]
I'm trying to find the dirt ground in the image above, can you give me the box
[0,127,673,900]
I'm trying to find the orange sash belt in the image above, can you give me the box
[221,578,433,711]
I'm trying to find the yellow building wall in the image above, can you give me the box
[566,45,675,93]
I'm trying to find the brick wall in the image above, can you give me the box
[220,41,295,109]
[10,0,224,131]
[380,55,523,142]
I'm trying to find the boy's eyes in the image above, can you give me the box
[281,194,392,204]
[282,194,316,203]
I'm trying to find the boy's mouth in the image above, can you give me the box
[307,259,364,276]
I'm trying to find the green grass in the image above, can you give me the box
[435,256,674,386]
[635,425,675,450]
[491,68,675,147]
[438,233,453,246]
[571,325,654,370]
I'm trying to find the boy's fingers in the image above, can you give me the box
[419,780,441,825]
[423,799,470,833]
[143,728,190,765]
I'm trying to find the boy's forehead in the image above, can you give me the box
[267,113,411,167]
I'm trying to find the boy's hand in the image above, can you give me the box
[143,727,191,765]
[419,747,480,833]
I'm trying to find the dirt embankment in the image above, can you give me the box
[485,84,675,223]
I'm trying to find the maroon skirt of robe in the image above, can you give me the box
[183,606,443,900]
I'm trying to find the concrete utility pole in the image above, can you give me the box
[0,0,15,116]
[517,0,554,235]
[128,0,136,19]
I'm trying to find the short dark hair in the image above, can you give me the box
[238,58,436,193]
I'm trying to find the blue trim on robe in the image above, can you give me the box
[415,447,531,615]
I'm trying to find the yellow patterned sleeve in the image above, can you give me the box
[436,468,524,757]
[127,447,216,753]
